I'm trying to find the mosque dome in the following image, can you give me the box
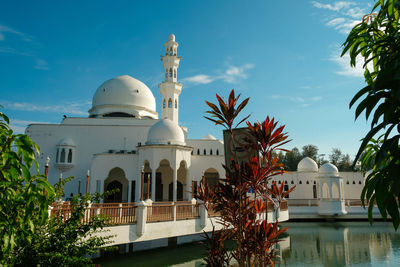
[297,157,318,172]
[57,137,75,147]
[146,119,185,145]
[319,163,339,177]
[89,75,158,119]
[202,134,216,140]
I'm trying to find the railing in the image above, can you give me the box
[147,202,174,222]
[287,199,319,207]
[50,202,137,224]
[176,202,199,220]
[280,199,288,211]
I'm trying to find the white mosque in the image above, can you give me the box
[27,34,365,217]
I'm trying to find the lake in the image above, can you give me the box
[97,221,400,266]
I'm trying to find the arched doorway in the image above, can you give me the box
[177,161,188,200]
[169,181,183,201]
[156,159,173,201]
[204,168,219,187]
[104,167,129,203]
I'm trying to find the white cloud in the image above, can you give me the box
[182,74,215,85]
[1,100,89,116]
[0,24,32,42]
[182,63,254,86]
[329,45,372,77]
[9,119,52,134]
[311,1,367,34]
[270,94,282,99]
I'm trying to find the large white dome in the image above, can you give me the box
[89,75,158,119]
[319,163,339,177]
[146,119,185,145]
[297,157,318,172]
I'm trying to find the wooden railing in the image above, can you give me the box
[176,202,200,220]
[50,202,137,224]
[287,199,319,207]
[147,202,174,222]
[280,199,288,211]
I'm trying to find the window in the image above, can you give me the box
[291,180,294,184]
[56,149,59,163]
[60,148,66,163]
[169,68,172,77]
[278,181,281,184]
[359,181,362,185]
[203,149,206,155]
[306,181,309,184]
[216,149,219,155]
[197,149,200,155]
[353,181,355,184]
[168,99,172,108]
[210,149,213,155]
[299,180,302,184]
[67,149,72,163]
[346,181,349,184]
[163,99,166,108]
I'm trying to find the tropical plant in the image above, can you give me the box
[196,90,294,266]
[0,110,55,265]
[341,0,400,228]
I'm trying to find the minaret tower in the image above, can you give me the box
[159,34,182,123]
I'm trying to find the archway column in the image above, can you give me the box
[128,179,132,203]
[185,168,191,200]
[151,168,156,202]
[173,168,177,202]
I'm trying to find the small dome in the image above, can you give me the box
[297,157,318,172]
[168,34,175,41]
[57,137,75,147]
[202,134,216,140]
[146,119,185,145]
[319,163,339,176]
[89,75,158,119]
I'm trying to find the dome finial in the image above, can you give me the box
[168,33,175,41]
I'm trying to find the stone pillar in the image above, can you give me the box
[151,169,156,202]
[185,168,191,200]
[128,179,132,203]
[135,170,141,202]
[136,201,148,237]
[173,168,177,202]
[198,200,208,228]
[329,181,333,201]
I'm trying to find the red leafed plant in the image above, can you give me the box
[196,89,295,266]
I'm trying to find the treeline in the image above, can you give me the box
[275,145,354,172]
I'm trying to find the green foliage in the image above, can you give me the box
[14,188,113,266]
[0,110,55,265]
[301,145,319,161]
[342,0,400,229]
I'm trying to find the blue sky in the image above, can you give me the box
[0,0,374,159]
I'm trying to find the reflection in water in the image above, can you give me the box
[280,221,400,267]
[97,222,400,267]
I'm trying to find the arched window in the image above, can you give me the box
[197,149,200,155]
[359,181,362,184]
[216,149,219,155]
[163,99,166,108]
[306,181,309,184]
[299,180,302,184]
[175,100,177,108]
[191,150,193,155]
[169,47,173,56]
[168,98,172,108]
[291,180,294,184]
[210,149,213,155]
[60,148,66,163]
[56,149,59,163]
[67,149,72,163]
[278,181,281,184]
[346,180,349,184]
[203,149,206,155]
[352,181,355,184]
[169,68,172,77]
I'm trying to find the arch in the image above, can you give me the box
[169,181,183,201]
[142,161,152,200]
[168,98,172,108]
[104,167,129,203]
[322,182,330,199]
[299,180,302,184]
[169,68,172,77]
[332,181,339,200]
[156,159,173,201]
[163,99,166,108]
[177,161,188,200]
[67,149,72,163]
[169,47,173,56]
[204,168,219,187]
[203,149,206,155]
[197,149,200,155]
[210,149,213,155]
[306,180,310,184]
[216,149,219,155]
[60,148,66,163]
[174,99,177,108]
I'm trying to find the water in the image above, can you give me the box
[97,221,400,267]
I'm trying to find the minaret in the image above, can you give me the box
[159,34,182,123]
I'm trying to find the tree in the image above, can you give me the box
[342,0,400,228]
[198,90,294,266]
[283,147,302,171]
[0,110,55,265]
[301,144,319,161]
[338,153,353,172]
[329,148,343,167]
